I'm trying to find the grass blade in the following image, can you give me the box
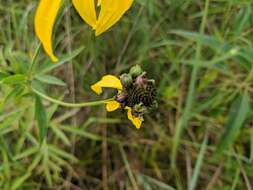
[35,95,47,144]
[189,132,208,190]
[216,91,250,156]
[35,74,66,86]
[171,0,210,168]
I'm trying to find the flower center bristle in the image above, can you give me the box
[126,82,156,107]
[116,65,157,117]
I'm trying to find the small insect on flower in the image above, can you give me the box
[91,65,157,129]
[35,0,134,62]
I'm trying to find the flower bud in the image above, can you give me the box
[120,73,133,88]
[130,65,143,78]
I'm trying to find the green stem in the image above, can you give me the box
[28,43,41,76]
[171,0,210,168]
[32,87,113,108]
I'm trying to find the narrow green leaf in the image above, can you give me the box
[233,4,251,35]
[1,74,26,85]
[35,95,47,144]
[35,74,66,86]
[0,72,10,80]
[216,91,251,155]
[60,125,103,141]
[31,80,46,94]
[171,30,226,51]
[48,145,78,162]
[250,129,253,161]
[137,174,176,190]
[27,153,42,172]
[51,125,71,146]
[39,46,84,74]
[189,133,208,190]
[11,173,31,190]
[4,85,25,103]
[1,148,10,179]
[0,111,22,135]
[43,151,52,187]
[14,146,39,160]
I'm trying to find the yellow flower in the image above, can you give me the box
[35,0,134,62]
[91,75,142,129]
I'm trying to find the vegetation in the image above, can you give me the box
[0,0,253,189]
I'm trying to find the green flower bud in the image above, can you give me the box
[120,73,133,87]
[130,65,143,78]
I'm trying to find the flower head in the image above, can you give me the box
[35,0,134,62]
[91,66,157,129]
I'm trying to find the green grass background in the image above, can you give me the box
[1,0,253,189]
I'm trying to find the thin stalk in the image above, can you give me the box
[171,0,210,168]
[64,3,76,190]
[189,132,208,190]
[32,87,113,108]
[28,43,41,76]
[119,145,140,190]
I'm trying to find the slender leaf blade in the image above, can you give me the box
[35,95,47,144]
[216,91,251,155]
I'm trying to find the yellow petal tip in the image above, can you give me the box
[125,107,142,129]
[106,101,120,112]
[51,55,58,63]
[91,84,102,95]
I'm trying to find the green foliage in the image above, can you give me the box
[1,0,253,189]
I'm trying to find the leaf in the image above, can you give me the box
[233,4,251,36]
[31,80,46,94]
[39,46,84,74]
[0,72,10,80]
[0,111,23,135]
[1,148,10,179]
[171,30,253,70]
[171,30,227,51]
[216,91,251,155]
[0,74,26,85]
[35,95,47,144]
[27,153,42,172]
[35,74,66,86]
[4,85,25,103]
[48,145,78,162]
[14,147,39,160]
[51,125,71,146]
[11,172,31,190]
[137,174,176,190]
[60,125,103,141]
[43,150,52,187]
[189,133,208,190]
[250,129,253,161]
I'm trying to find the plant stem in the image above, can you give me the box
[171,0,210,168]
[28,43,41,76]
[32,87,113,108]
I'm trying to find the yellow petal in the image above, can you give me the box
[72,0,97,28]
[91,75,123,95]
[35,0,61,62]
[106,101,120,112]
[125,107,142,129]
[95,0,134,36]
[97,0,102,6]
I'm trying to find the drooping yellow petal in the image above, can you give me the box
[91,75,123,95]
[35,0,61,62]
[95,0,134,36]
[106,101,120,112]
[125,107,142,129]
[72,0,97,28]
